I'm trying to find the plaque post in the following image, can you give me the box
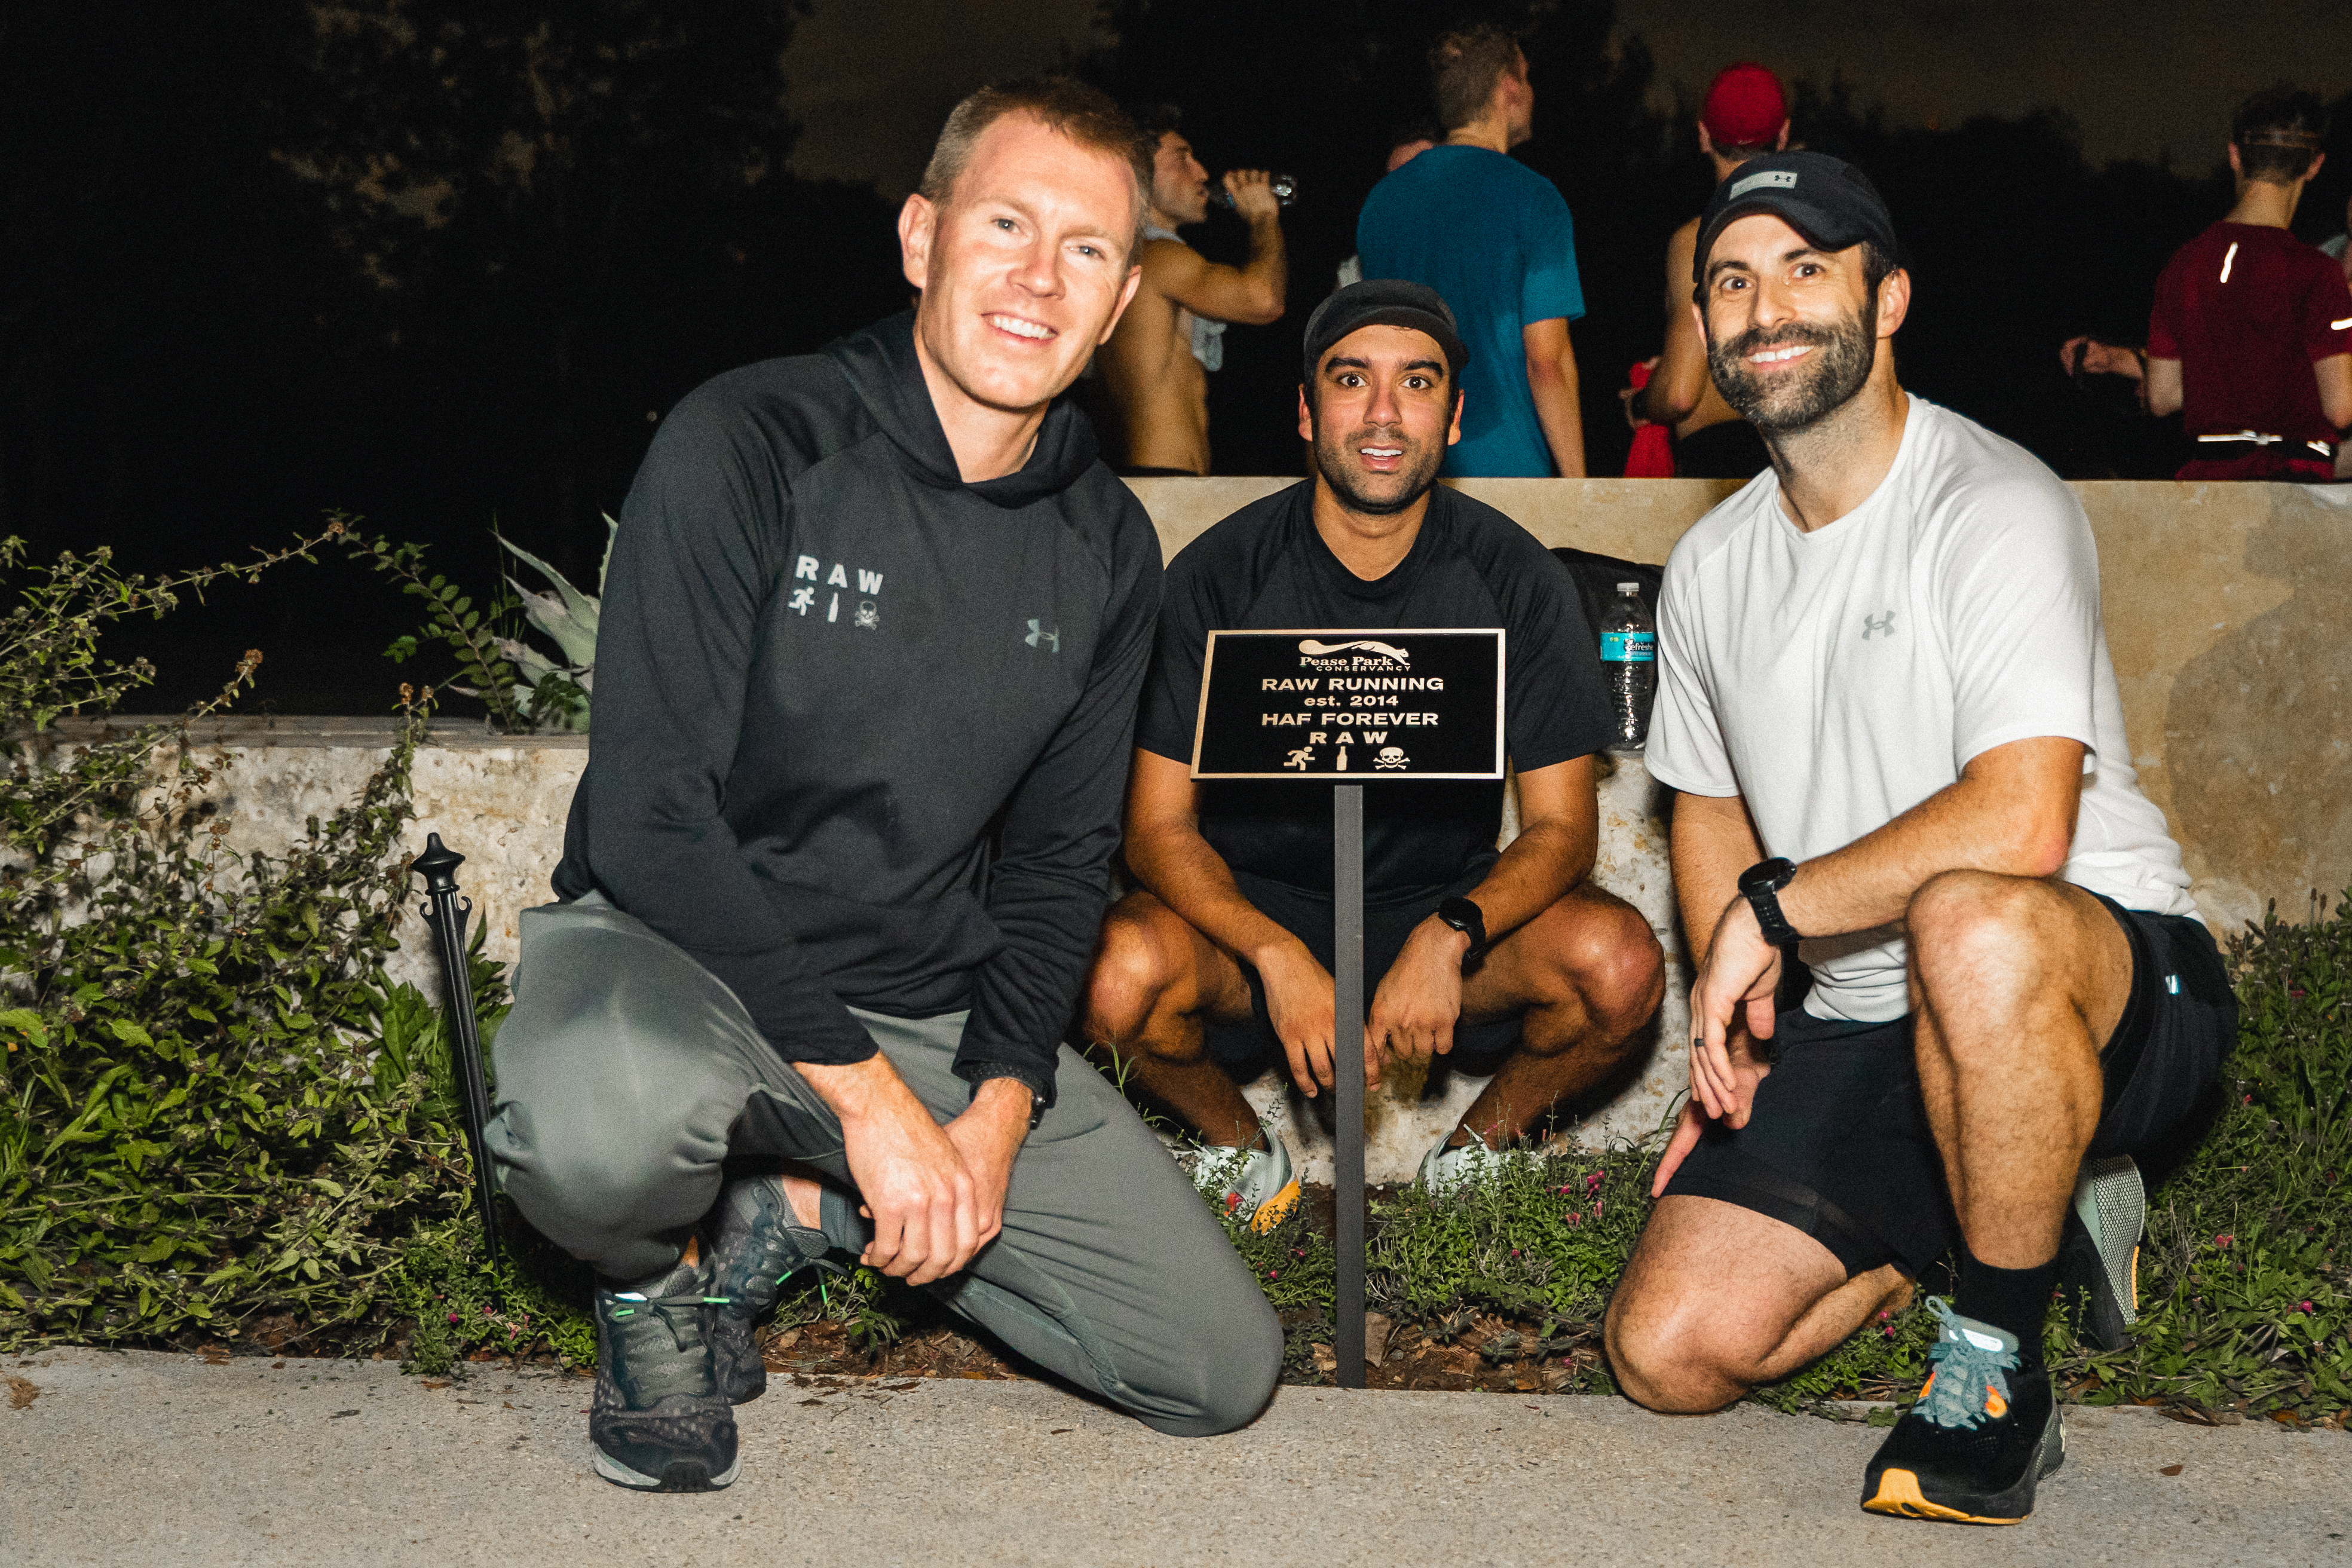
[1332,784,1366,1388]
[1188,627,1505,1397]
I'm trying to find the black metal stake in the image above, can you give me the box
[1333,785,1365,1388]
[412,832,502,1264]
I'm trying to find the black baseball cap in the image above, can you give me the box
[1301,279,1469,385]
[1693,151,1897,287]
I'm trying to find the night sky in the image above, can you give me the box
[787,0,2352,194]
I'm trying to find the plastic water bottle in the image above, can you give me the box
[1212,173,1298,211]
[1599,581,1656,748]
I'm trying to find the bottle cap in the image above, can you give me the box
[1616,581,1640,593]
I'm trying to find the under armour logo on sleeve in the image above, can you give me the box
[1025,619,1060,653]
[1863,611,1898,640]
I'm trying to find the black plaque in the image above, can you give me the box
[1190,629,1505,780]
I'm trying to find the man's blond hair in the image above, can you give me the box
[1429,23,1523,134]
[918,77,1152,258]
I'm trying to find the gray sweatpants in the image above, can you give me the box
[483,894,1282,1437]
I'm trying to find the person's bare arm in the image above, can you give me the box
[1649,789,1774,1193]
[2143,356,2183,417]
[1637,226,1710,427]
[794,1055,982,1287]
[1686,736,2085,1117]
[2316,352,2352,431]
[1524,316,1587,477]
[1369,755,1599,1070]
[2058,336,2146,382]
[1120,748,1336,1095]
[1147,174,1287,326]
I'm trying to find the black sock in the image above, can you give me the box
[1954,1247,2057,1371]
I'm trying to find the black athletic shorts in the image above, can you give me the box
[1659,893,2235,1278]
[1202,857,1523,1074]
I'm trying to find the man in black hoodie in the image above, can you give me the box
[484,78,1281,1494]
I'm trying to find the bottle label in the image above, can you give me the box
[1601,631,1655,663]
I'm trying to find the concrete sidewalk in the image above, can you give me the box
[5,1348,2347,1567]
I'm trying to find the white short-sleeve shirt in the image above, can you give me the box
[1647,395,2195,1023]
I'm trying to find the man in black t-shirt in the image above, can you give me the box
[1082,281,1665,1221]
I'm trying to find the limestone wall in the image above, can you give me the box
[66,477,2349,1182]
[1131,476,2352,935]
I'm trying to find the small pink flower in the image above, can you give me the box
[446,1312,460,1323]
[1585,1171,1605,1193]
[1266,1270,1279,1281]
[2299,1300,2316,1313]
[1511,1248,1522,1257]
[2215,1233,2235,1248]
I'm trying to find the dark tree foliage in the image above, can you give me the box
[275,1,906,586]
[1,2,902,712]
[2,4,2338,710]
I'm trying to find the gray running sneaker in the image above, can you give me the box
[707,1174,841,1404]
[2058,1154,2145,1352]
[590,1252,739,1492]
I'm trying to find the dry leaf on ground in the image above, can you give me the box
[7,1376,38,1410]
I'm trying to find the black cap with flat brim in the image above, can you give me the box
[1693,151,1897,289]
[1301,279,1469,387]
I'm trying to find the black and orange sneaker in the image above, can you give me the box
[1861,1299,2064,1524]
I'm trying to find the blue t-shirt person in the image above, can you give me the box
[1356,145,1584,477]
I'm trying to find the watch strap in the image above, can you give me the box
[1739,859,1801,948]
[1436,896,1490,964]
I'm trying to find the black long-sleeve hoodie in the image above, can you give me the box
[553,312,1163,1110]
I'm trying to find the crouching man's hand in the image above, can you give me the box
[943,1077,1032,1254]
[794,1054,981,1287]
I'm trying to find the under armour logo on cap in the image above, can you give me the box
[1730,169,1799,197]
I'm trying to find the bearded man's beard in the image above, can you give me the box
[1707,292,1879,433]
[1313,419,1444,516]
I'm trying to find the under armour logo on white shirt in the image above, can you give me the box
[1863,611,1898,640]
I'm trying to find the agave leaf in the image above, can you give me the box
[509,586,599,667]
[495,532,600,645]
[494,636,564,684]
[598,513,620,595]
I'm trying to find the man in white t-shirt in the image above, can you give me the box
[1600,153,2235,1527]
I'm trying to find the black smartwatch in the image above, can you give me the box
[1738,857,1801,947]
[1435,896,1491,964]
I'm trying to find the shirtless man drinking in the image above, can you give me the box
[1095,105,1288,475]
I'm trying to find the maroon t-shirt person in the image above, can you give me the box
[2148,222,2352,479]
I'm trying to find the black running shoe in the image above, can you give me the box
[2057,1155,2144,1352]
[707,1174,841,1404]
[590,1254,739,1492]
[1862,1299,2064,1524]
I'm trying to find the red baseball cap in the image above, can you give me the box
[1701,63,1787,149]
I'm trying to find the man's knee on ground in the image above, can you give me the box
[1081,903,1185,1053]
[1150,1290,1284,1437]
[1603,1281,1749,1415]
[1522,899,1665,1055]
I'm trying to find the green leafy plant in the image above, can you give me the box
[488,521,611,734]
[350,517,610,734]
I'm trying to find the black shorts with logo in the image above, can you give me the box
[1201,858,1523,1074]
[1659,893,2235,1278]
